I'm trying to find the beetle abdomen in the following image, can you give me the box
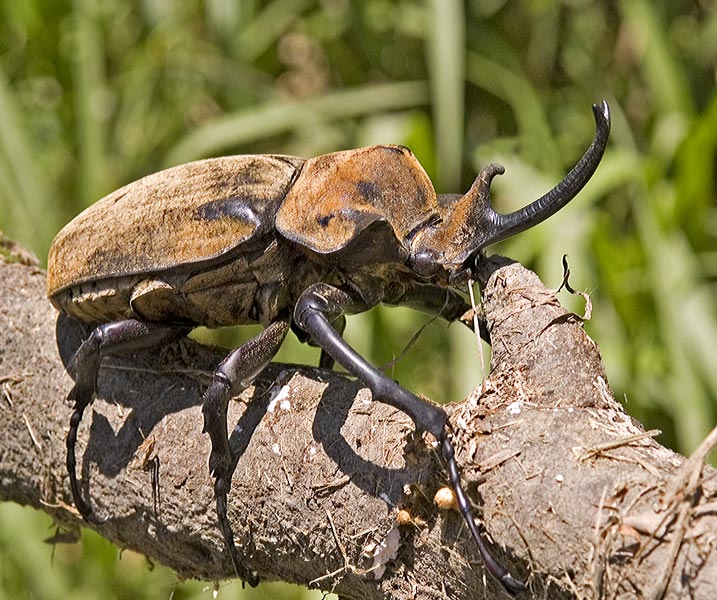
[53,234,306,327]
[51,275,141,323]
[47,154,304,298]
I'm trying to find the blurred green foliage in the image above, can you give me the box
[1,0,716,598]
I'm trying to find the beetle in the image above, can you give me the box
[47,101,610,595]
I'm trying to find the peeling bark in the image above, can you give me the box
[1,236,716,599]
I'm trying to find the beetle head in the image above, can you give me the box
[409,101,611,285]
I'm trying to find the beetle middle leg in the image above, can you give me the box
[66,320,189,522]
[201,318,290,586]
[294,283,525,595]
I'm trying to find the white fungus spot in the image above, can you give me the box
[271,443,281,455]
[507,401,522,415]
[267,384,291,413]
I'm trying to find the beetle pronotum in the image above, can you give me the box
[48,101,610,595]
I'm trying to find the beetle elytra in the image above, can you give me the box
[48,101,610,595]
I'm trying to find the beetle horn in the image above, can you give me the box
[409,102,610,278]
[476,100,610,248]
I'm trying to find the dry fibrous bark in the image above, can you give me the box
[1,234,716,599]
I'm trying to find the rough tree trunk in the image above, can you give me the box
[0,234,715,599]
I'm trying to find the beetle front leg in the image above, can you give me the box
[390,283,490,343]
[294,283,525,595]
[66,320,189,522]
[201,318,289,586]
[319,315,345,369]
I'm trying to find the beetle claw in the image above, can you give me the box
[66,388,97,522]
[214,476,260,586]
[82,509,109,525]
[501,574,528,595]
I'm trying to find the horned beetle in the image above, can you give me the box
[48,101,610,594]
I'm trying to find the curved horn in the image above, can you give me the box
[481,100,610,248]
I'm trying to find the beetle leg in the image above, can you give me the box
[201,318,290,586]
[319,315,345,369]
[294,283,525,595]
[66,320,189,522]
[388,283,490,343]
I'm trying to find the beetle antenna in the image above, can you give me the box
[480,101,610,248]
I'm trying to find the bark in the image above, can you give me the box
[0,233,716,599]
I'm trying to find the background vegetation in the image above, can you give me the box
[1,1,715,598]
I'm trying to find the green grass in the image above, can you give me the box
[1,0,716,597]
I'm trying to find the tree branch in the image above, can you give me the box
[1,235,716,599]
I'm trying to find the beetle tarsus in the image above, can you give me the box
[215,478,260,587]
[203,376,259,586]
[440,435,525,595]
[65,329,103,523]
[66,393,103,522]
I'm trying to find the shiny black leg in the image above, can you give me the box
[318,315,345,369]
[294,283,524,595]
[66,320,188,522]
[201,319,289,586]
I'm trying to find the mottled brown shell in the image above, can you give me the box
[47,155,304,296]
[275,145,438,254]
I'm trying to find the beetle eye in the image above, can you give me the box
[410,250,441,278]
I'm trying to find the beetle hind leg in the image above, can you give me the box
[201,318,289,585]
[294,283,524,595]
[66,382,100,521]
[66,320,189,522]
